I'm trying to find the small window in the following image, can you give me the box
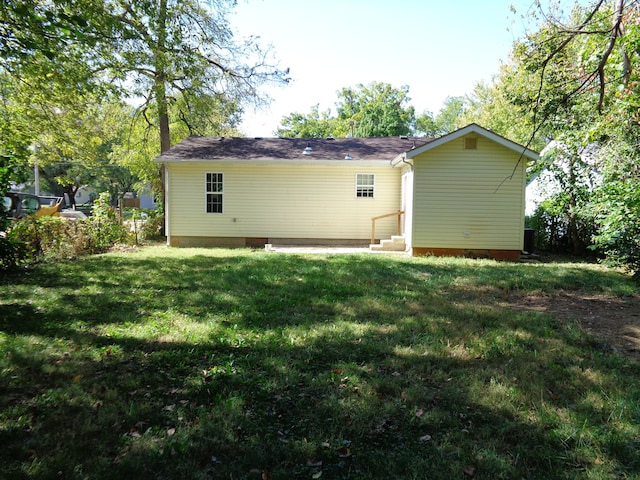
[356,173,375,198]
[464,137,477,150]
[206,173,223,213]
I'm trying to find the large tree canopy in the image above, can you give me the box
[506,0,640,270]
[414,96,467,138]
[0,0,107,61]
[510,0,638,136]
[0,0,289,203]
[276,82,415,138]
[276,105,345,139]
[105,0,289,153]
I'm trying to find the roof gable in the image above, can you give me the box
[403,124,539,162]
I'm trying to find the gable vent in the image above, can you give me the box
[464,137,477,150]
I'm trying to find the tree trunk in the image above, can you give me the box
[567,157,583,255]
[154,0,170,153]
[63,184,77,208]
[154,0,169,223]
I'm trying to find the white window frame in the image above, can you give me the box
[355,173,375,198]
[205,172,224,213]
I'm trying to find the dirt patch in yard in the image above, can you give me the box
[509,292,640,361]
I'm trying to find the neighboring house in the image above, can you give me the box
[525,140,601,217]
[155,124,539,259]
[75,186,157,209]
[525,174,540,217]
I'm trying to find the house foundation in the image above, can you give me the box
[412,248,522,261]
[168,236,370,248]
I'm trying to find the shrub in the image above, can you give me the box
[0,178,27,270]
[592,181,640,278]
[120,204,164,244]
[8,216,72,262]
[83,193,130,253]
[139,205,165,241]
[7,193,132,264]
[0,232,27,271]
[527,201,568,252]
[527,195,597,255]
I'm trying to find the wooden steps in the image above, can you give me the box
[370,235,406,252]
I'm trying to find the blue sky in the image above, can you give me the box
[231,0,542,137]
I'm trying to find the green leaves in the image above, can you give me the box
[0,0,104,61]
[2,0,288,202]
[491,1,640,270]
[276,82,415,138]
[592,166,640,276]
[275,105,345,138]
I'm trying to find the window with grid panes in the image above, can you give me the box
[205,173,223,213]
[356,173,375,198]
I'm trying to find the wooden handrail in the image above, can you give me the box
[371,210,404,244]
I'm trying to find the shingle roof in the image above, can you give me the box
[155,136,433,162]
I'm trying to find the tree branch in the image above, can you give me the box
[596,0,626,112]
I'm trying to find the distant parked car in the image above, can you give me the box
[1,192,65,219]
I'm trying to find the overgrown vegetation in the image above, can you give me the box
[1,193,163,269]
[0,156,26,270]
[593,180,640,279]
[527,198,598,257]
[1,247,638,479]
[505,1,640,275]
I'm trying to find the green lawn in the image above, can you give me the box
[1,246,639,480]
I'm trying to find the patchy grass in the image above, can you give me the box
[1,247,639,480]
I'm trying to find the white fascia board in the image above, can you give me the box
[390,153,413,168]
[154,158,394,167]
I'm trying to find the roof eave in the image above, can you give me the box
[155,157,393,167]
[390,153,411,168]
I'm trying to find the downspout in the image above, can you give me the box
[401,154,414,171]
[392,153,415,254]
[164,164,171,246]
[402,154,414,255]
[390,153,414,170]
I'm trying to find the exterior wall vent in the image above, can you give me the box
[464,137,477,150]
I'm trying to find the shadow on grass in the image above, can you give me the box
[1,250,639,479]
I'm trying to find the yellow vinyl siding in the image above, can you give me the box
[412,136,526,250]
[167,162,401,240]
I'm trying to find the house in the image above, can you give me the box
[154,124,539,259]
[525,140,601,216]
